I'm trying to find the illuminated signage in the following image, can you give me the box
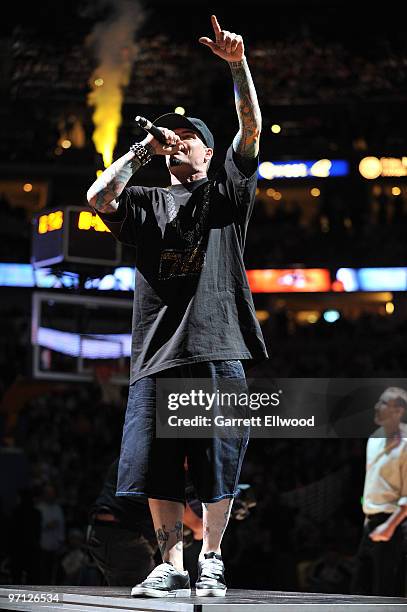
[258,159,349,180]
[359,156,407,179]
[37,327,131,359]
[4,264,407,293]
[337,267,407,292]
[246,269,332,293]
[78,211,110,232]
[38,211,64,234]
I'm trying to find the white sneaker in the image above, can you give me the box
[131,562,191,598]
[196,552,227,597]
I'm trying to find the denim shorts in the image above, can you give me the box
[116,360,249,503]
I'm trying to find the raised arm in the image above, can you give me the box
[86,150,146,213]
[199,14,262,159]
[86,131,187,213]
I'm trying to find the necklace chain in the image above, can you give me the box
[164,181,212,247]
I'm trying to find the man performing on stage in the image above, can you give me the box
[352,387,407,597]
[86,15,267,598]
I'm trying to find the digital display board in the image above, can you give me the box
[31,206,120,269]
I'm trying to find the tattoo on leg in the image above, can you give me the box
[156,525,170,558]
[173,520,183,542]
[156,521,183,558]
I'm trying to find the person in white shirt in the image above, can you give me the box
[352,387,407,596]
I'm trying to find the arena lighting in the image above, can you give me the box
[61,139,72,149]
[255,310,270,322]
[310,159,331,177]
[271,124,281,134]
[296,310,320,324]
[337,267,407,292]
[174,106,185,115]
[37,327,131,359]
[0,264,35,287]
[385,302,395,314]
[246,269,332,293]
[392,186,401,196]
[359,156,407,179]
[3,264,407,293]
[359,157,382,179]
[84,267,135,291]
[323,310,340,323]
[310,187,320,197]
[258,159,349,180]
[358,268,406,292]
[23,183,33,192]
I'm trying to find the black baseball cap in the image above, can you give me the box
[152,113,214,149]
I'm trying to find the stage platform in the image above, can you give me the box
[1,586,407,612]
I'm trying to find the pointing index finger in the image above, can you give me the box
[211,14,221,39]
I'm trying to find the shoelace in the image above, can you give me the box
[144,563,174,583]
[199,557,224,582]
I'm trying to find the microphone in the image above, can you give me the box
[134,116,168,145]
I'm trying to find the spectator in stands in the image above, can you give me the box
[351,387,407,596]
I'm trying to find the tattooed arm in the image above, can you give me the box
[230,58,262,159]
[199,15,261,159]
[86,149,146,213]
[86,129,187,213]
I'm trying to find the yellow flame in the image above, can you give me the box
[86,2,143,169]
[88,64,131,167]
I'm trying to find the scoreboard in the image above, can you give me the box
[31,206,121,269]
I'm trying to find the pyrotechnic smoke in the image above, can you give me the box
[87,1,144,167]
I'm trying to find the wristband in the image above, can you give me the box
[129,143,152,166]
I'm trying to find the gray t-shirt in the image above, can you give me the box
[98,145,268,384]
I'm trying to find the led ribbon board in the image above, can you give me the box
[258,159,349,180]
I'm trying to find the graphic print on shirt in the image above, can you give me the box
[158,182,211,281]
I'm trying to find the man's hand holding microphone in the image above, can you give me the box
[135,116,187,156]
[142,128,187,156]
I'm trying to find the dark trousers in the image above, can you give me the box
[86,523,156,587]
[351,513,406,597]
